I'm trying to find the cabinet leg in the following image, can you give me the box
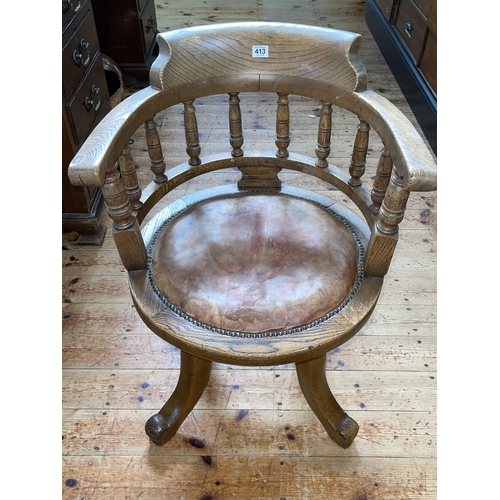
[296,354,359,449]
[145,350,212,446]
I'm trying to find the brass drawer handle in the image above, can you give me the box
[84,97,93,111]
[404,21,413,38]
[146,17,159,35]
[72,39,90,67]
[84,96,101,113]
[72,50,83,66]
[84,86,101,113]
[62,0,81,13]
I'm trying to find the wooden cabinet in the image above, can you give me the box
[393,0,428,63]
[91,0,159,85]
[374,0,395,21]
[62,0,111,244]
[393,0,436,95]
[365,0,436,153]
[419,28,436,95]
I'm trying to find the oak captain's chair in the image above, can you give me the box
[68,22,437,449]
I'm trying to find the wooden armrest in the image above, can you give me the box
[351,90,437,192]
[68,86,165,187]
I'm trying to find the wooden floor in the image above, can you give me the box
[62,1,437,498]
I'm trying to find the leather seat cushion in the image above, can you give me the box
[149,193,361,334]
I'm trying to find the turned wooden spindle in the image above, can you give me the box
[118,144,143,212]
[377,167,410,235]
[102,163,147,271]
[315,102,333,168]
[145,118,167,183]
[228,92,244,157]
[183,100,201,165]
[102,162,136,231]
[275,93,290,158]
[370,147,393,214]
[349,120,371,187]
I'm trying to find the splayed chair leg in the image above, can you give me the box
[296,354,359,449]
[145,350,212,446]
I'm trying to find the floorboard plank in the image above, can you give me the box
[62,408,436,458]
[62,455,436,500]
[62,333,436,372]
[62,369,436,413]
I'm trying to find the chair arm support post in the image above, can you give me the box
[119,144,143,212]
[377,168,410,236]
[112,220,148,271]
[102,163,147,271]
[364,227,398,278]
[364,168,409,277]
[370,147,393,214]
[102,163,135,231]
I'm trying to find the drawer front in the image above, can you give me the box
[413,0,437,33]
[140,0,158,56]
[394,0,428,62]
[375,0,395,21]
[62,0,88,30]
[419,29,436,95]
[65,55,111,145]
[137,0,148,13]
[62,3,100,97]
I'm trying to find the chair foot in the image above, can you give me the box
[145,350,211,446]
[296,354,359,449]
[334,415,359,449]
[145,413,172,446]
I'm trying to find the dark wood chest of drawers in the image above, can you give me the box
[62,0,111,244]
[365,0,436,153]
[91,0,159,85]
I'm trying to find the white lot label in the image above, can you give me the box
[252,45,269,58]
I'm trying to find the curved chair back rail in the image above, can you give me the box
[150,22,367,93]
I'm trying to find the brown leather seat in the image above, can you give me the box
[149,192,363,335]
